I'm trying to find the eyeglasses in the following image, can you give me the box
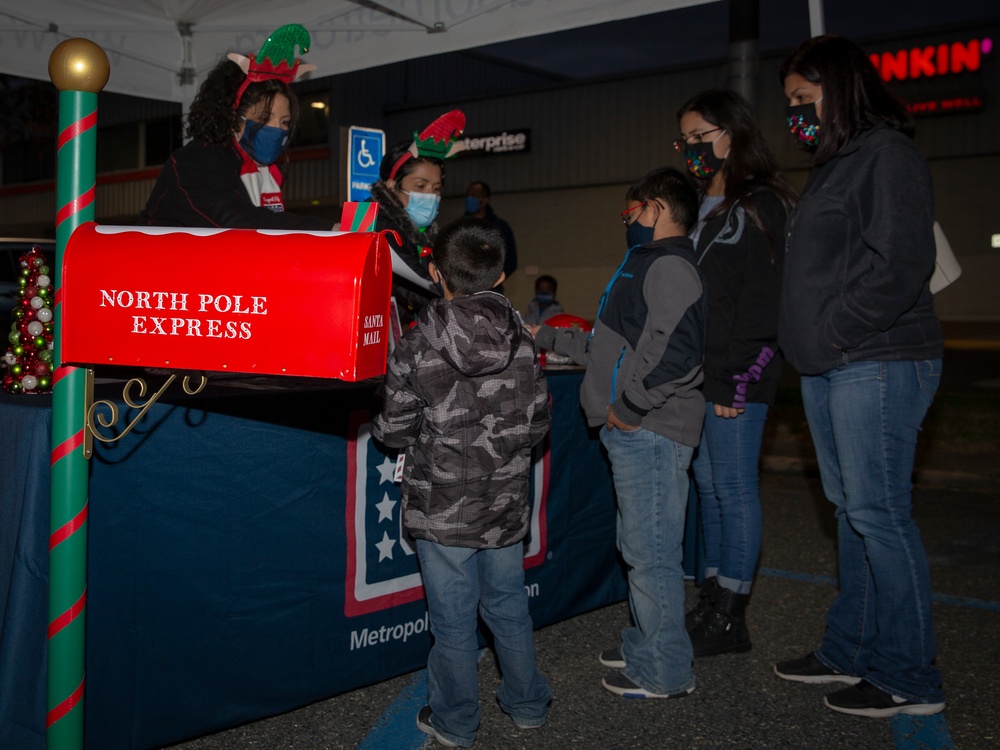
[672,127,724,152]
[620,201,647,226]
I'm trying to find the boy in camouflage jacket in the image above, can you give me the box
[371,218,551,747]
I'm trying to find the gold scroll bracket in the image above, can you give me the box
[83,369,208,459]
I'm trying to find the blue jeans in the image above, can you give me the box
[416,540,551,746]
[691,402,768,593]
[600,426,695,695]
[801,359,944,703]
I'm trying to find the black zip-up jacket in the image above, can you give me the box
[779,126,943,375]
[141,139,331,231]
[694,188,786,408]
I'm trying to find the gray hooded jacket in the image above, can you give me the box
[371,292,550,548]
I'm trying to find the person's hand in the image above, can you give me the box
[605,405,639,431]
[714,404,745,419]
[527,324,542,337]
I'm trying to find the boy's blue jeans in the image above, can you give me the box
[416,539,551,746]
[802,359,944,703]
[691,402,769,593]
[600,426,695,695]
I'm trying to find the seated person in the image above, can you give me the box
[524,274,564,325]
[141,24,333,231]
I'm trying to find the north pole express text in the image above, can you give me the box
[99,290,267,340]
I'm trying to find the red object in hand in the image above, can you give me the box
[544,313,592,332]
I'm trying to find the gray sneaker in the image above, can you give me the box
[774,653,861,685]
[416,706,463,747]
[601,670,694,699]
[599,647,625,669]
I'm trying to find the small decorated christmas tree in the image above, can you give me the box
[2,245,55,394]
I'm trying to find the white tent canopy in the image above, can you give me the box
[0,1,717,104]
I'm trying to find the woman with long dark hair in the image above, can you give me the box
[674,89,795,657]
[772,35,945,719]
[367,110,467,324]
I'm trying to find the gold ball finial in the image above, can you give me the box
[48,38,111,93]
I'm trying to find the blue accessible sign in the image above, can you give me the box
[348,126,385,202]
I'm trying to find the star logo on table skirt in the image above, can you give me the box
[375,493,396,522]
[376,456,397,485]
[374,531,396,561]
[346,416,424,616]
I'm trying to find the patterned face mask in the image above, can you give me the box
[785,99,822,147]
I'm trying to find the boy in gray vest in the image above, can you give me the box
[533,167,706,699]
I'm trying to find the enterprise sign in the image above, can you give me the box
[458,129,530,157]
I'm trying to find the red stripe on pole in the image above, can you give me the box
[50,504,89,551]
[56,186,95,227]
[48,590,86,640]
[46,676,85,728]
[54,286,63,306]
[52,365,74,387]
[51,430,84,465]
[57,111,98,150]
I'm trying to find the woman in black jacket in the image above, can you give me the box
[367,110,468,326]
[369,140,446,324]
[675,89,796,658]
[771,35,945,720]
[142,25,332,231]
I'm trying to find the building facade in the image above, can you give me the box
[1,24,996,321]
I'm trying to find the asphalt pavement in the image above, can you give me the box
[163,327,999,750]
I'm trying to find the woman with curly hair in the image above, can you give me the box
[141,26,332,230]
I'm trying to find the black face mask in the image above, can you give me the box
[681,140,726,180]
[626,219,655,249]
[785,101,821,147]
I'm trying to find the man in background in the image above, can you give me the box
[465,181,518,286]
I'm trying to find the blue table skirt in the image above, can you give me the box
[1,370,661,750]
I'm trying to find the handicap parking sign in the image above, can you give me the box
[348,126,385,202]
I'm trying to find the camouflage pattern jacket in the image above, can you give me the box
[371,291,550,548]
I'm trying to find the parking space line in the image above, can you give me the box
[355,670,428,750]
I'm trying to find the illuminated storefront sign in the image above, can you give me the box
[870,38,992,81]
[905,94,985,115]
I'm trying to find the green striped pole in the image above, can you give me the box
[47,39,109,750]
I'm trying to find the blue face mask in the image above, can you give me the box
[534,293,554,305]
[239,120,288,165]
[626,218,655,249]
[464,196,482,214]
[404,191,441,229]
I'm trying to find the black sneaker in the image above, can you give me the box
[824,680,945,718]
[773,653,861,685]
[598,647,625,669]
[601,670,694,699]
[416,705,463,747]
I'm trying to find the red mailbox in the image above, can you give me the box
[60,223,392,381]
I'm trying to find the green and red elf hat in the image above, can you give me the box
[227,24,317,109]
[388,109,468,181]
